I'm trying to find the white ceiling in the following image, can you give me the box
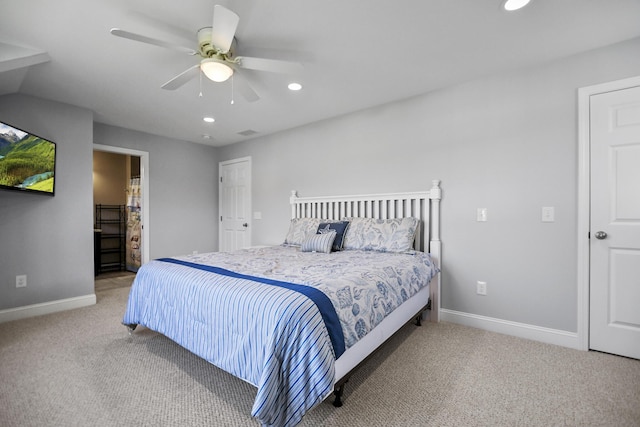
[2,0,640,147]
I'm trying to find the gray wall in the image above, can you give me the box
[0,94,94,310]
[93,123,219,259]
[218,37,640,333]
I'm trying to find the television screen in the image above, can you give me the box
[0,121,56,196]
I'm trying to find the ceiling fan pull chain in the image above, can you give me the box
[230,74,235,105]
[199,69,203,97]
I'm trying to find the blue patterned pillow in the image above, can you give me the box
[317,221,350,251]
[301,230,337,253]
[283,218,324,246]
[342,217,419,253]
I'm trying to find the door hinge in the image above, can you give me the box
[220,176,223,183]
[220,216,223,222]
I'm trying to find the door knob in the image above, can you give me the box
[594,231,607,240]
[242,223,248,227]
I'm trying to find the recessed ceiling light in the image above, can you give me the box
[503,0,530,11]
[203,117,215,123]
[288,82,302,91]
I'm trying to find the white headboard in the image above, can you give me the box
[289,180,442,321]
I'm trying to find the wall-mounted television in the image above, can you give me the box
[0,121,56,196]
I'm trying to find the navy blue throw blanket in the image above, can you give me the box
[157,258,346,358]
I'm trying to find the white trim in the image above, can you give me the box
[577,75,640,351]
[93,144,150,265]
[0,294,96,323]
[440,309,581,350]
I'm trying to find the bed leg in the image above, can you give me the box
[416,302,430,326]
[333,383,345,407]
[415,312,424,326]
[123,324,137,335]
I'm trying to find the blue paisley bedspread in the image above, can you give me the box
[122,245,438,427]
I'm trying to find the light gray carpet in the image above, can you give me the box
[1,284,639,427]
[94,272,136,292]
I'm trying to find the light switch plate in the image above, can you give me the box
[542,207,555,222]
[477,208,488,222]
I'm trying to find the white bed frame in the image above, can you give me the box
[289,180,442,402]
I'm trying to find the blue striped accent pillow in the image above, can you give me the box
[301,230,337,253]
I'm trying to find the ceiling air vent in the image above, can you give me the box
[237,129,258,136]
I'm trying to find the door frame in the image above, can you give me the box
[93,144,150,265]
[577,75,640,351]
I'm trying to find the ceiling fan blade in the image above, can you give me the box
[235,56,303,74]
[127,11,194,45]
[233,70,260,102]
[211,5,239,54]
[161,64,201,90]
[110,28,197,55]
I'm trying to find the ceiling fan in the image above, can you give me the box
[110,4,303,102]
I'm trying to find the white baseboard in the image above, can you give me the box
[440,309,581,350]
[0,294,97,323]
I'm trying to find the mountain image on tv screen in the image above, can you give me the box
[0,122,56,195]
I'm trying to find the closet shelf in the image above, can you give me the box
[95,204,126,274]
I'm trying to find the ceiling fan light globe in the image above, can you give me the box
[503,0,531,11]
[201,59,234,82]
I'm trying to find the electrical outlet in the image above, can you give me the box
[476,281,487,295]
[16,275,27,288]
[542,206,555,222]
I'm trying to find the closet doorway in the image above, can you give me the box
[93,144,149,280]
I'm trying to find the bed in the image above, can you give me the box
[122,180,442,427]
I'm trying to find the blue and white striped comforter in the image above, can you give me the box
[123,246,438,426]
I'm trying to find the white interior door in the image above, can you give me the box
[219,157,251,251]
[589,85,640,359]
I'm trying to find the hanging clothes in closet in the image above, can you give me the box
[126,177,142,272]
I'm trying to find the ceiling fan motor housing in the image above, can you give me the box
[197,27,214,56]
[197,27,235,59]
